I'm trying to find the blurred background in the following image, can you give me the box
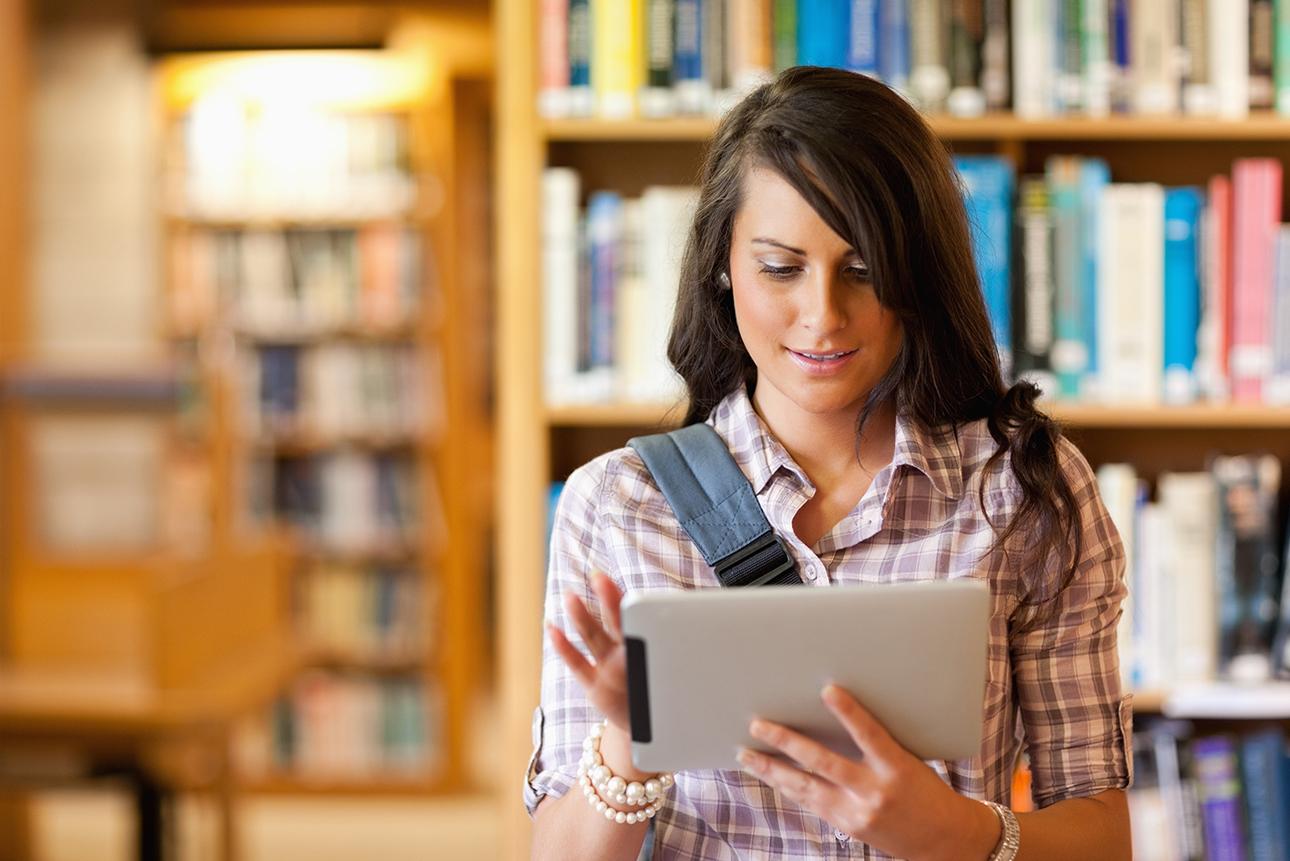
[8,1,1290,860]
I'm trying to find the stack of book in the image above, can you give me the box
[1130,723,1290,861]
[301,564,428,659]
[538,0,1290,120]
[1099,455,1290,693]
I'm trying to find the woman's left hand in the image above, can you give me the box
[738,685,999,861]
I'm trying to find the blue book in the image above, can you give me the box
[1240,729,1290,861]
[877,0,910,91]
[798,0,849,68]
[1047,157,1083,398]
[1193,735,1250,861]
[955,155,1015,375]
[1163,187,1203,403]
[674,0,704,85]
[847,0,879,75]
[569,0,591,89]
[1077,159,1109,386]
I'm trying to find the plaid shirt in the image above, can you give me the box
[525,386,1133,860]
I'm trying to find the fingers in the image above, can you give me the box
[737,746,851,814]
[822,685,900,769]
[747,718,869,790]
[546,622,597,689]
[563,589,618,661]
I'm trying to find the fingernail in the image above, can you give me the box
[737,748,761,771]
[822,685,841,703]
[749,719,768,738]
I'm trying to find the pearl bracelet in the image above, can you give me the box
[576,720,674,825]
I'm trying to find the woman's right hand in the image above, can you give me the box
[546,570,631,733]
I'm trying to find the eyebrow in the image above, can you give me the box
[751,237,862,259]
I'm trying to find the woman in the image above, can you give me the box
[525,66,1132,860]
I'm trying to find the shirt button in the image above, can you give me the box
[835,830,851,844]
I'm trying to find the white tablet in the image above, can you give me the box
[620,580,989,772]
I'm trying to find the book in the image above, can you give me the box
[798,0,849,69]
[1098,183,1164,404]
[1047,157,1085,399]
[1193,735,1250,861]
[1163,187,1204,404]
[728,0,773,95]
[642,0,677,117]
[878,0,911,95]
[675,0,710,113]
[1158,472,1219,686]
[1210,0,1251,117]
[1055,0,1083,114]
[909,0,950,112]
[1131,0,1179,114]
[1154,724,1208,861]
[1277,0,1290,113]
[1011,0,1053,117]
[955,155,1014,376]
[848,0,880,78]
[980,0,1010,110]
[1181,0,1217,114]
[772,0,797,72]
[1239,728,1290,861]
[569,0,594,116]
[592,0,641,118]
[1266,225,1290,404]
[538,0,571,117]
[1081,0,1112,116]
[946,0,985,117]
[1251,0,1277,109]
[1212,453,1282,683]
[1230,158,1282,403]
[1198,174,1233,402]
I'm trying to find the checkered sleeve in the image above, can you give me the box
[523,455,617,818]
[1008,438,1133,809]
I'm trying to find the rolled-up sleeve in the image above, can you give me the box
[523,458,614,817]
[1008,438,1133,809]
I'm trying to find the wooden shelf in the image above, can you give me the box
[251,431,419,455]
[234,323,421,345]
[305,647,426,674]
[239,775,449,796]
[544,400,1290,430]
[545,111,1290,143]
[165,213,418,230]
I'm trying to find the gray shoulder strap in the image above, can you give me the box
[627,424,798,587]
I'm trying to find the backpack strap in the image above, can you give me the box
[627,424,799,587]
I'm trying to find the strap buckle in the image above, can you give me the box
[713,531,798,587]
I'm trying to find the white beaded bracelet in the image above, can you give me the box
[576,720,675,825]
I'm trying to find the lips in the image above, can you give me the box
[786,347,858,374]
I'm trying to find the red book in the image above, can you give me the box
[1230,158,1282,403]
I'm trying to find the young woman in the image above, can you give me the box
[525,66,1132,860]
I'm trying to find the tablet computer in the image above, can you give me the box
[620,580,989,772]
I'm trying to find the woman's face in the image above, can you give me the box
[728,166,904,423]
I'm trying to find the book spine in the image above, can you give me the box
[878,0,911,93]
[1012,0,1053,117]
[1132,0,1179,113]
[847,0,880,76]
[1266,225,1290,404]
[674,0,711,113]
[594,0,643,118]
[1082,0,1111,116]
[798,0,849,68]
[1048,157,1086,399]
[1181,0,1215,113]
[1163,187,1204,404]
[1098,183,1164,403]
[1277,0,1290,113]
[981,0,1010,110]
[539,0,572,118]
[1239,729,1286,861]
[1193,735,1250,861]
[1013,176,1057,393]
[586,192,622,374]
[1230,158,1281,403]
[542,168,581,405]
[569,0,594,116]
[703,0,733,110]
[1158,472,1218,685]
[642,0,677,117]
[773,0,798,72]
[956,156,1014,375]
[1200,174,1233,401]
[1251,0,1276,109]
[947,0,985,117]
[1056,0,1084,113]
[1109,0,1132,113]
[1078,158,1110,391]
[729,0,774,93]
[910,0,950,112]
[1211,0,1251,117]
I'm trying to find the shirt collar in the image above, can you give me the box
[709,385,964,501]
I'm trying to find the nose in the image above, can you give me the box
[800,269,848,334]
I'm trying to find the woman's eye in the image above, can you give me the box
[758,263,799,280]
[847,265,871,280]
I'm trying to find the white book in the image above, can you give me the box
[1096,462,1139,691]
[1158,472,1219,686]
[636,186,699,403]
[1209,0,1249,117]
[1098,184,1164,404]
[1265,224,1290,404]
[1132,0,1180,114]
[1011,0,1054,118]
[1134,501,1167,690]
[1082,0,1112,117]
[615,199,650,399]
[910,0,950,113]
[542,168,582,405]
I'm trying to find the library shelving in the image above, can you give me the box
[154,42,490,797]
[497,3,1290,858]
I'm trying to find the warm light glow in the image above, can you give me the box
[160,50,433,113]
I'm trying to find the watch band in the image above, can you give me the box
[982,800,1021,861]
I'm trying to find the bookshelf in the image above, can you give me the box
[497,3,1290,858]
[153,42,489,796]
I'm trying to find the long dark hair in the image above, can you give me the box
[667,66,1081,589]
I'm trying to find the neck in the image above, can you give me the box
[750,385,898,490]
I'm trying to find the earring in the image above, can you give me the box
[718,272,731,290]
